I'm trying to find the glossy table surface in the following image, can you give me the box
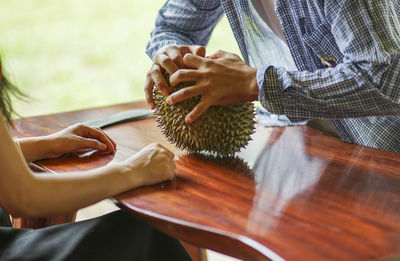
[12,101,400,261]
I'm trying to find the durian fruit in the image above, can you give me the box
[153,72,255,156]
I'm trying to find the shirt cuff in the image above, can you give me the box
[257,66,284,115]
[146,40,186,61]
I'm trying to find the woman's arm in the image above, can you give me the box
[0,119,175,217]
[17,124,116,163]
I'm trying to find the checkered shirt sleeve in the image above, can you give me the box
[146,0,224,60]
[258,1,400,122]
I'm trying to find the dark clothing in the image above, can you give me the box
[0,207,191,261]
[0,207,11,227]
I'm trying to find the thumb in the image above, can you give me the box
[183,54,206,69]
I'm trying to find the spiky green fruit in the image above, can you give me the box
[153,72,255,156]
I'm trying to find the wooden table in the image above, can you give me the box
[11,101,400,261]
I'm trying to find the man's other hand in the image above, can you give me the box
[145,45,206,109]
[166,50,258,123]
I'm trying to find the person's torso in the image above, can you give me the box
[220,0,400,153]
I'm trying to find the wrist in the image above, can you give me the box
[109,160,143,189]
[18,136,52,162]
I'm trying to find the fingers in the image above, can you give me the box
[79,125,117,153]
[78,138,108,152]
[145,143,174,159]
[155,143,175,159]
[145,45,206,109]
[185,99,211,123]
[166,158,176,180]
[165,47,186,69]
[154,143,175,180]
[155,53,180,75]
[207,50,238,59]
[207,50,226,59]
[189,45,206,57]
[169,69,201,86]
[144,72,156,109]
[155,45,202,75]
[183,54,207,69]
[166,84,203,105]
[150,64,169,95]
[96,127,117,148]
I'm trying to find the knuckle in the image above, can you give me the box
[178,45,189,53]
[182,54,190,63]
[159,55,171,65]
[155,53,163,61]
[233,53,240,59]
[171,55,181,64]
[146,70,152,78]
[76,123,85,129]
[151,66,161,75]
[169,44,178,50]
[203,59,213,66]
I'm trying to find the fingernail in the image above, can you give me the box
[185,115,192,123]
[166,97,172,105]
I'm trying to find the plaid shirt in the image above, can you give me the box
[147,0,400,153]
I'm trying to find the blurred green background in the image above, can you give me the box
[0,0,239,118]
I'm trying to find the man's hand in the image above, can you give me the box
[166,50,258,122]
[144,45,206,109]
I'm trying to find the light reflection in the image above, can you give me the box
[246,126,400,238]
[247,127,328,234]
[178,152,255,179]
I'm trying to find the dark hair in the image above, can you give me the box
[0,58,26,125]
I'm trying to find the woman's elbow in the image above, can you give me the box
[1,191,41,218]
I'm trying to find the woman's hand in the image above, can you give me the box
[117,143,175,187]
[166,50,258,122]
[144,44,206,109]
[18,124,116,162]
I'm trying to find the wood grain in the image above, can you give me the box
[11,101,400,261]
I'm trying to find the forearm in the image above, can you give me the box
[17,136,53,163]
[9,163,141,217]
[2,119,172,218]
[258,58,400,121]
